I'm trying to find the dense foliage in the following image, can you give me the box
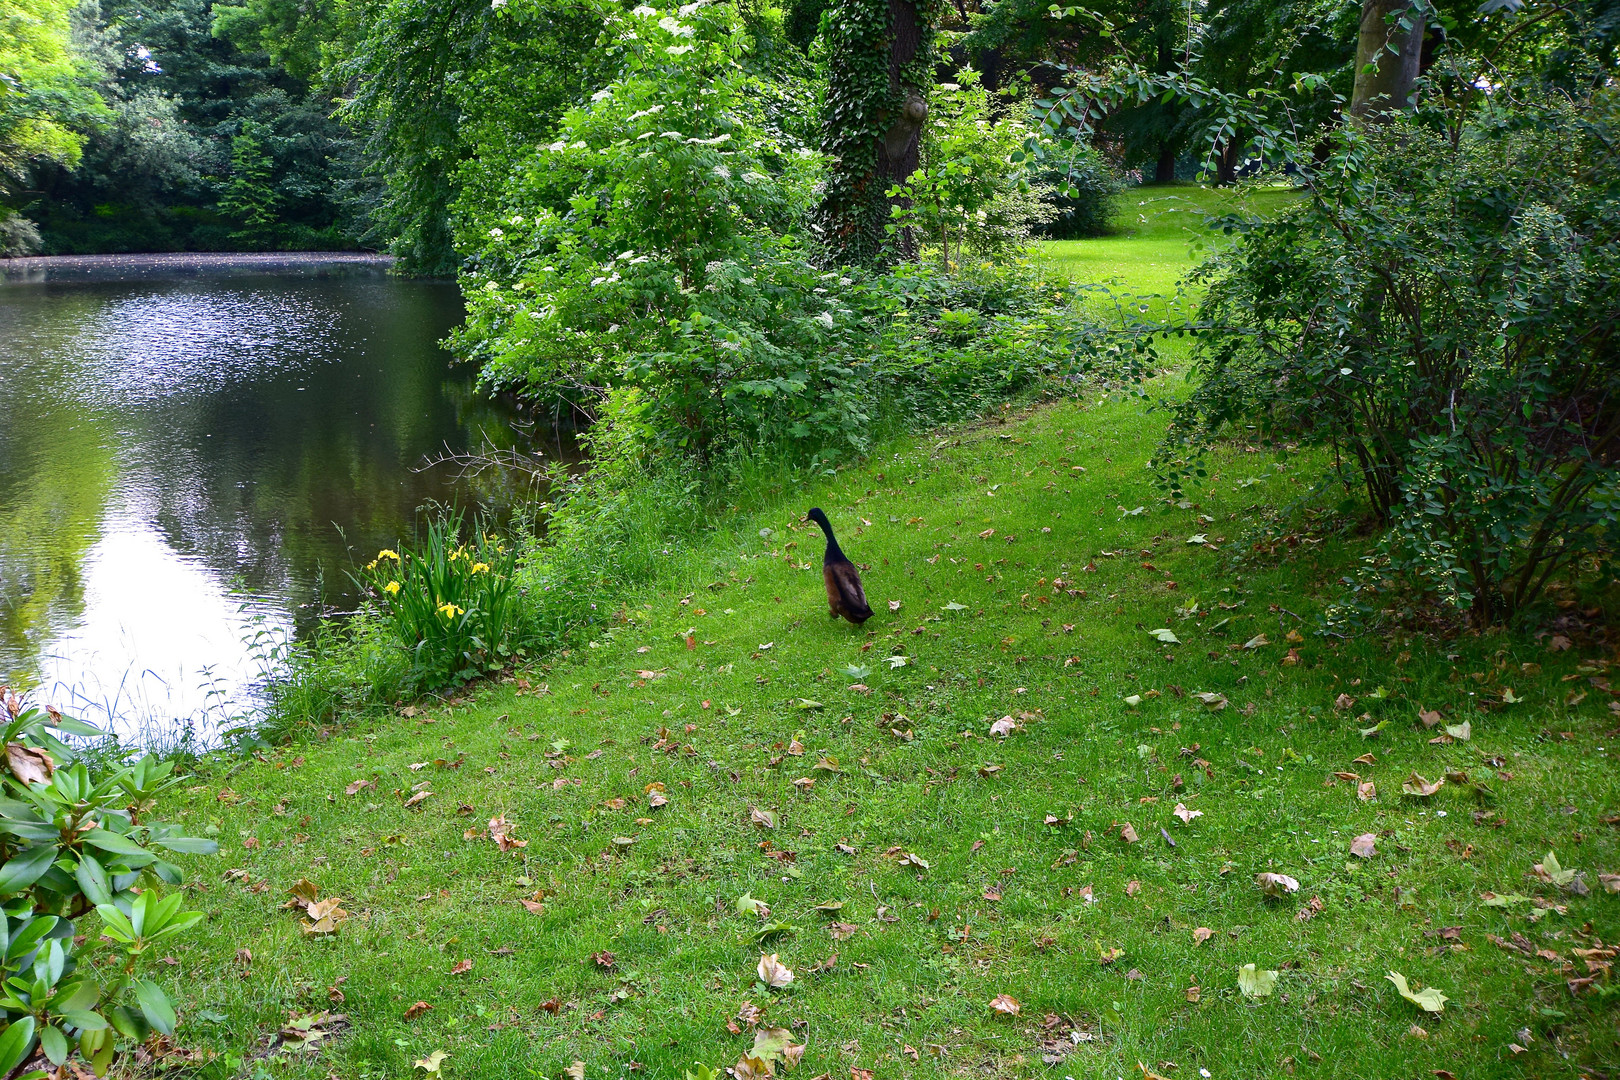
[335,0,603,272]
[0,692,215,1074]
[889,69,1054,266]
[5,0,368,253]
[1161,96,1620,622]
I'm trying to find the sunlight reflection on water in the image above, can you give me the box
[0,255,534,745]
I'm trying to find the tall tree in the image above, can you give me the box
[0,0,103,177]
[965,0,1194,181]
[816,0,944,264]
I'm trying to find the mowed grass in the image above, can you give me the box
[153,391,1620,1079]
[1037,182,1303,330]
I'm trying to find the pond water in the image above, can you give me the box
[0,254,550,744]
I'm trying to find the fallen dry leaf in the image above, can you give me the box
[988,994,1021,1016]
[1402,773,1443,797]
[448,959,473,976]
[1387,970,1448,1013]
[989,715,1021,738]
[1238,964,1279,998]
[1192,927,1213,945]
[1254,872,1300,898]
[403,1001,433,1020]
[487,815,526,852]
[897,851,930,872]
[1350,833,1377,859]
[757,953,794,988]
[1172,803,1202,824]
[1358,780,1377,802]
[4,742,53,785]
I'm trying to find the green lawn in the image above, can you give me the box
[151,384,1619,1077]
[1036,182,1303,324]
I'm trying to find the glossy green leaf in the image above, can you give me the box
[38,1024,67,1066]
[149,836,218,855]
[5,915,58,960]
[0,1016,36,1074]
[0,844,58,895]
[134,980,176,1035]
[74,853,112,906]
[60,1009,109,1032]
[94,904,135,943]
[82,829,149,858]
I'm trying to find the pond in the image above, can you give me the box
[0,254,553,745]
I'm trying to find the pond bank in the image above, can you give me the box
[0,251,396,283]
[160,393,1620,1079]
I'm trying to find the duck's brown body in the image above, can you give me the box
[807,508,872,624]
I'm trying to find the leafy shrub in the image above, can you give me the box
[355,513,522,688]
[1158,94,1620,622]
[453,0,837,462]
[887,69,1054,267]
[0,690,215,1076]
[0,212,41,257]
[1033,141,1121,239]
[251,613,413,740]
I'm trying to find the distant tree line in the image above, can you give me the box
[1,0,1615,261]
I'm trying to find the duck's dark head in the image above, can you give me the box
[806,507,830,530]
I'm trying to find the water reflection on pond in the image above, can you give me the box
[0,255,552,743]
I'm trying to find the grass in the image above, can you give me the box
[1038,181,1303,295]
[151,388,1620,1079]
[1036,182,1303,332]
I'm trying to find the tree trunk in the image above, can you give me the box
[878,0,926,260]
[815,0,936,266]
[1154,146,1176,184]
[1216,138,1241,186]
[1350,0,1425,119]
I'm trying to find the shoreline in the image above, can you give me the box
[0,250,397,283]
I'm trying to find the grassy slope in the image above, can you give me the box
[155,190,1619,1080]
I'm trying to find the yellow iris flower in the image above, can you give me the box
[384,580,401,595]
[471,562,490,574]
[377,549,400,561]
[437,602,465,619]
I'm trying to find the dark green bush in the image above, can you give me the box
[1158,93,1620,622]
[1034,142,1122,239]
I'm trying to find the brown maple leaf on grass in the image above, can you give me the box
[487,815,526,852]
[283,879,350,935]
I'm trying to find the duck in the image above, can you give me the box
[807,507,873,624]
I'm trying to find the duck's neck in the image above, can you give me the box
[814,518,845,562]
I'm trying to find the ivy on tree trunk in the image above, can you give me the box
[815,0,943,266]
